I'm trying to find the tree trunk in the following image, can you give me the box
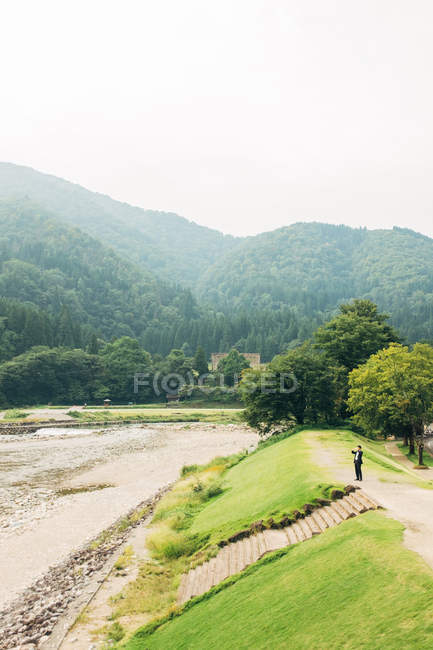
[403,431,408,447]
[418,442,424,466]
[409,431,415,455]
[413,421,425,466]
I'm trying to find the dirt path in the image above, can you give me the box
[307,431,433,570]
[0,424,257,610]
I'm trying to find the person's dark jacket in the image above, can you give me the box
[352,450,363,464]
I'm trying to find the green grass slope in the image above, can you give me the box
[190,432,336,543]
[127,512,433,649]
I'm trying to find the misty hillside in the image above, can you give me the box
[0,199,200,348]
[2,162,433,346]
[199,222,433,342]
[0,162,239,286]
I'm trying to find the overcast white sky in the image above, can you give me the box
[1,0,433,237]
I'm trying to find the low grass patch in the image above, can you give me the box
[126,512,433,649]
[56,483,114,497]
[3,409,30,420]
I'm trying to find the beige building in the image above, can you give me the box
[211,352,261,371]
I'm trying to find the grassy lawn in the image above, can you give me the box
[126,512,433,650]
[66,408,243,424]
[189,432,339,545]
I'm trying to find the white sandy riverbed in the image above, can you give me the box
[0,423,257,609]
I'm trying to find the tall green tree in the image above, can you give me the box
[217,349,251,387]
[193,345,208,377]
[240,342,344,434]
[100,337,153,402]
[315,300,399,372]
[348,343,433,465]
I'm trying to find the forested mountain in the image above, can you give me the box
[0,199,198,349]
[0,162,239,286]
[199,223,433,342]
[2,162,433,353]
[0,200,312,361]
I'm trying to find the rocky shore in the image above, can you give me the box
[0,487,169,650]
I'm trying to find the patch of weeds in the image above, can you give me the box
[114,546,134,571]
[105,621,125,643]
[181,464,198,477]
[147,526,205,561]
[56,483,114,497]
[3,409,30,420]
[111,561,178,620]
[67,410,81,418]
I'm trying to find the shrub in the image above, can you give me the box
[147,526,200,560]
[181,464,198,477]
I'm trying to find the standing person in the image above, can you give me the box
[352,445,363,481]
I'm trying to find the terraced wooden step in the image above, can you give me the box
[177,490,379,605]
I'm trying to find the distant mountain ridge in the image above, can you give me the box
[0,162,239,286]
[2,162,433,346]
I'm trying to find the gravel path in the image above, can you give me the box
[0,423,257,611]
[307,431,433,570]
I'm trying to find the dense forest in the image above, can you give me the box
[0,200,314,363]
[198,222,433,343]
[1,162,433,404]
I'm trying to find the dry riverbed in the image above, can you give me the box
[0,422,257,645]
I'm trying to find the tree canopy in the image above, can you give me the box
[348,343,433,464]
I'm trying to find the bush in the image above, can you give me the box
[147,526,200,560]
[3,409,30,420]
[181,464,198,477]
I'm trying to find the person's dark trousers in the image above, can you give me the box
[355,462,363,481]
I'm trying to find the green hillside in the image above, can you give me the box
[3,162,433,348]
[0,199,196,348]
[199,222,433,342]
[131,513,433,650]
[119,430,433,650]
[0,162,238,286]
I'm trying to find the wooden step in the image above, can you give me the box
[318,507,336,528]
[256,531,268,557]
[297,518,313,539]
[304,514,321,535]
[237,538,246,572]
[339,497,358,517]
[291,521,306,542]
[284,524,298,545]
[310,510,328,532]
[204,557,218,593]
[177,572,189,604]
[185,567,199,600]
[262,528,289,552]
[243,536,254,566]
[324,504,343,525]
[182,568,194,602]
[357,490,379,510]
[199,562,211,596]
[249,533,261,563]
[346,493,368,513]
[329,500,351,520]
